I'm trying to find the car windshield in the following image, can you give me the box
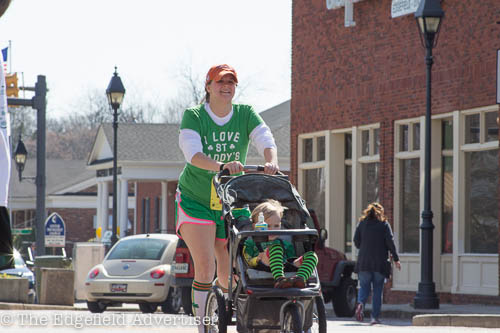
[107,238,169,260]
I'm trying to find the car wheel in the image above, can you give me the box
[162,287,182,314]
[333,276,357,317]
[87,301,107,313]
[181,286,193,316]
[139,302,158,313]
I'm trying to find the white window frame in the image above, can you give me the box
[357,124,381,212]
[298,131,330,242]
[452,105,499,295]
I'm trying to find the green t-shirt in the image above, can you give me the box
[178,103,264,207]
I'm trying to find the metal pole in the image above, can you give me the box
[414,43,439,309]
[34,75,46,256]
[111,106,118,247]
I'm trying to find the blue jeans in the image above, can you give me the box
[357,271,385,320]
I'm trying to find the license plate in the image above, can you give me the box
[111,283,127,292]
[173,263,188,274]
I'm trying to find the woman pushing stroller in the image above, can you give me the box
[176,64,279,332]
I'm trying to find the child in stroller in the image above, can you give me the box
[243,199,319,289]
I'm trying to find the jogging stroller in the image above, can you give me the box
[204,166,327,333]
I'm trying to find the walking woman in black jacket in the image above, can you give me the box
[354,202,401,325]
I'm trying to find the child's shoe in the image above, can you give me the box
[291,276,306,288]
[274,276,293,289]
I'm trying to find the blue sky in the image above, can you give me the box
[0,0,292,119]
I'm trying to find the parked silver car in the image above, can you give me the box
[85,234,181,314]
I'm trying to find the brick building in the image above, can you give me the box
[291,0,499,304]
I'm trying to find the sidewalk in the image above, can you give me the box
[1,300,500,328]
[357,302,500,328]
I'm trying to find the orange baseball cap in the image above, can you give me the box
[206,64,238,84]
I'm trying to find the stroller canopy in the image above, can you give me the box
[217,174,310,218]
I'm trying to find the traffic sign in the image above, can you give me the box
[44,212,66,247]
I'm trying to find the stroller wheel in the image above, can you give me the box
[204,286,227,333]
[313,296,327,333]
[282,303,302,333]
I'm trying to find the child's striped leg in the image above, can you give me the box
[294,251,319,287]
[268,243,285,280]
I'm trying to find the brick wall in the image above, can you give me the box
[135,181,178,235]
[292,0,500,304]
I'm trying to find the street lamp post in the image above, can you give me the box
[413,0,444,309]
[106,67,125,247]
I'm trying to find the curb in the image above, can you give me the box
[0,302,140,312]
[413,314,500,328]
[0,302,76,311]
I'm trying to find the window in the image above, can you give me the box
[395,119,421,253]
[359,126,380,210]
[441,119,453,254]
[304,168,326,228]
[345,133,352,252]
[462,110,499,254]
[464,150,498,253]
[299,133,327,229]
[401,158,420,253]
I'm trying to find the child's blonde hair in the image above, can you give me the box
[250,199,285,225]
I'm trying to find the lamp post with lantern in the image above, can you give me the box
[106,67,125,248]
[413,0,444,309]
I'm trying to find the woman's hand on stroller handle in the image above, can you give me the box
[217,164,282,178]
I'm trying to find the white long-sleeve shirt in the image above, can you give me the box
[179,103,277,163]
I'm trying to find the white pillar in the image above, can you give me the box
[120,179,128,238]
[102,181,109,233]
[133,181,138,235]
[96,182,103,241]
[161,181,168,233]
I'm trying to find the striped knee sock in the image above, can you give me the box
[296,251,318,281]
[268,243,285,280]
[192,280,212,332]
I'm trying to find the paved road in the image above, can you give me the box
[0,310,500,332]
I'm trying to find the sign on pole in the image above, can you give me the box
[44,212,66,247]
[12,228,32,235]
[391,0,421,18]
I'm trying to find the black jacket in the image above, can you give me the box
[354,218,399,275]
